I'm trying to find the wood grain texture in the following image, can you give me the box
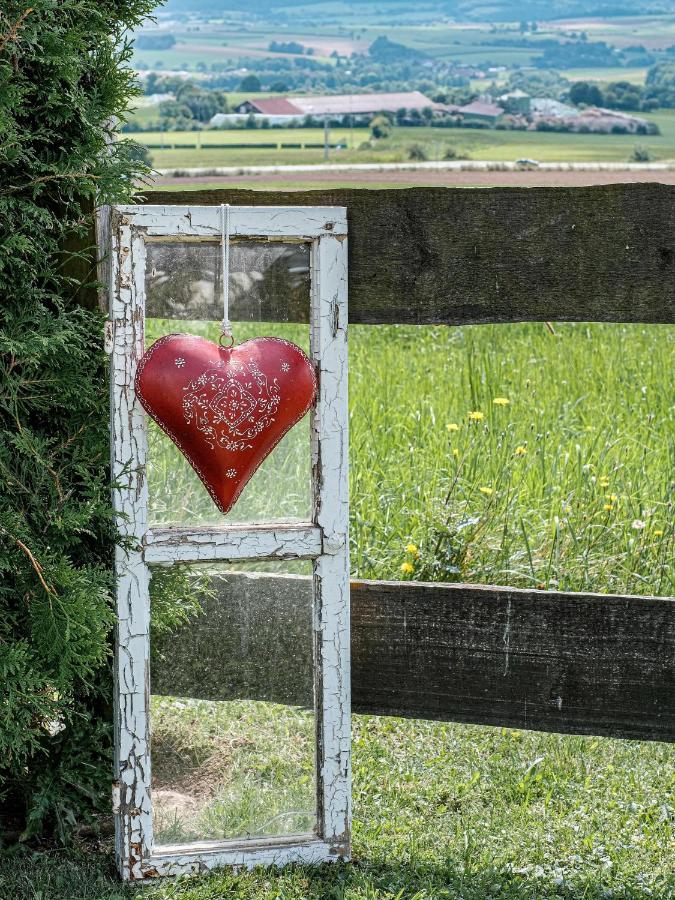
[141,185,675,326]
[350,580,674,742]
[153,574,675,742]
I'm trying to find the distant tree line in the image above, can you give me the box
[135,33,176,50]
[129,44,675,137]
[269,40,313,55]
[368,35,425,62]
[123,80,229,131]
[570,64,675,111]
[646,62,675,108]
[536,39,654,70]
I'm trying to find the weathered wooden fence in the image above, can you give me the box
[132,185,674,743]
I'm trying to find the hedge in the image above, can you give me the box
[0,0,156,842]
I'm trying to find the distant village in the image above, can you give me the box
[207,89,657,135]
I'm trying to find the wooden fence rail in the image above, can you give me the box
[126,185,674,743]
[153,574,675,743]
[143,184,675,326]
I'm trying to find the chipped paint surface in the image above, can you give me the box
[110,211,152,880]
[112,204,346,240]
[108,205,350,880]
[144,524,322,565]
[311,228,351,849]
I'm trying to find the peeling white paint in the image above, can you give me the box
[144,524,322,565]
[311,227,351,846]
[108,205,350,880]
[112,205,347,240]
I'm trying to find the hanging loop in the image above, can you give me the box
[220,203,233,345]
[218,331,235,349]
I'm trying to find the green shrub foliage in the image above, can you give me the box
[0,0,156,841]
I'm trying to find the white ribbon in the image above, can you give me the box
[220,203,232,343]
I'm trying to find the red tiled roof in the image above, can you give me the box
[237,91,441,117]
[246,97,304,115]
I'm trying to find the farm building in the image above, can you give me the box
[530,97,579,119]
[214,91,445,124]
[497,88,531,115]
[454,100,504,123]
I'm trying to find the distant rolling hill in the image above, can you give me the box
[159,0,674,23]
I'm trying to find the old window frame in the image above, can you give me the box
[107,204,349,881]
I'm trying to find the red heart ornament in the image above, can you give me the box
[135,334,317,514]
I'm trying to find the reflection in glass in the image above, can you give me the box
[143,240,312,527]
[150,561,316,846]
[145,241,310,323]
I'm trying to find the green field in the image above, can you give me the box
[559,66,649,85]
[145,319,672,596]
[3,320,673,896]
[127,111,675,168]
[547,14,675,50]
[131,13,675,71]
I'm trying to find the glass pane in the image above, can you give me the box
[150,560,316,846]
[145,241,310,324]
[144,240,312,527]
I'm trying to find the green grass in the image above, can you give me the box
[150,697,315,845]
[3,721,674,898]
[3,282,673,898]
[132,113,675,168]
[349,322,673,594]
[146,319,672,596]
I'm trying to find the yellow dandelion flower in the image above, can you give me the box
[493,397,510,406]
[599,477,610,488]
[603,503,613,511]
[406,543,419,557]
[479,486,493,496]
[605,493,618,502]
[452,448,460,458]
[400,562,414,574]
[653,529,664,537]
[468,411,484,421]
[515,445,527,456]
[446,422,460,432]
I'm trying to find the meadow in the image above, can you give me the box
[131,21,540,70]
[145,319,673,596]
[558,66,649,85]
[132,111,675,169]
[2,320,673,897]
